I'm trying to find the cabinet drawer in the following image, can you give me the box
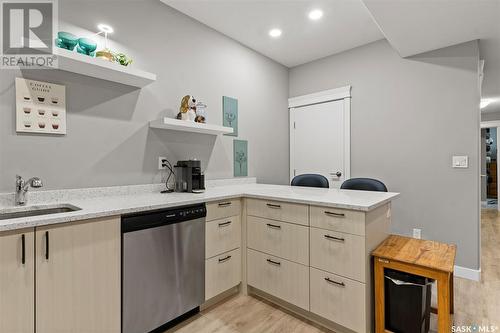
[310,267,366,333]
[310,228,365,282]
[246,198,308,226]
[206,199,241,222]
[247,216,309,265]
[206,215,241,259]
[247,249,309,310]
[310,206,365,236]
[205,248,241,301]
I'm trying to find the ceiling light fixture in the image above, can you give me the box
[97,24,113,34]
[268,28,282,38]
[481,99,494,109]
[308,9,323,20]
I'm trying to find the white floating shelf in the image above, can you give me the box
[53,48,156,87]
[149,117,234,135]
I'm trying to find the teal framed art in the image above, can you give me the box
[233,139,248,177]
[223,96,238,136]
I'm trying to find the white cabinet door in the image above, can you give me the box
[0,229,34,333]
[36,217,121,333]
[291,99,349,188]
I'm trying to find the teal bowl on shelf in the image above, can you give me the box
[55,31,78,50]
[77,38,97,56]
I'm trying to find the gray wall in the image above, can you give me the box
[0,0,290,192]
[481,111,500,122]
[289,40,480,270]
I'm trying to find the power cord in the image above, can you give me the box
[160,158,175,193]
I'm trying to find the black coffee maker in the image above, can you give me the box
[174,159,205,193]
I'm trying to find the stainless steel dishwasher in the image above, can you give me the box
[122,203,206,333]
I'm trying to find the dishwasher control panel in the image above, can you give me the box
[122,203,206,233]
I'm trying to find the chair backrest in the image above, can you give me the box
[340,178,388,192]
[291,174,329,188]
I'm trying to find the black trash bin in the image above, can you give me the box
[384,268,432,333]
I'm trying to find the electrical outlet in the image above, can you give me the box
[158,156,167,170]
[413,228,422,239]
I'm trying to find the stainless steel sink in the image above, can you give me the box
[0,204,82,220]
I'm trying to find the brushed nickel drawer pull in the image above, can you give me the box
[325,211,345,217]
[45,231,49,260]
[218,255,232,263]
[218,202,232,207]
[324,234,345,242]
[266,203,281,209]
[266,258,281,266]
[21,234,26,265]
[266,223,281,229]
[218,221,232,227]
[325,277,345,287]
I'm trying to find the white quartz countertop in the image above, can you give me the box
[0,183,399,232]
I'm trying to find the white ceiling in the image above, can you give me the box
[162,0,500,113]
[362,0,500,113]
[161,0,385,67]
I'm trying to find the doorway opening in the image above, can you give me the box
[481,128,498,209]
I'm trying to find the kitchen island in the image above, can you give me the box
[0,179,399,333]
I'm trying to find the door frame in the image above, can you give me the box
[288,86,351,184]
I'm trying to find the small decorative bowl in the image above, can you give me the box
[96,49,114,62]
[77,38,97,56]
[114,53,133,66]
[55,31,78,50]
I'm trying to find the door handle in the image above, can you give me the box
[266,203,281,209]
[21,234,25,265]
[330,171,342,177]
[266,223,281,229]
[218,202,232,207]
[324,277,345,287]
[324,211,345,218]
[324,234,345,242]
[218,221,232,227]
[45,231,49,260]
[218,255,232,263]
[266,258,281,266]
[325,235,345,242]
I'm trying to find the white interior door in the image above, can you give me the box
[291,99,349,188]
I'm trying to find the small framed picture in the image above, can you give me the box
[223,96,238,136]
[233,139,248,177]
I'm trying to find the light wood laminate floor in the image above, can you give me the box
[165,294,332,333]
[167,209,500,333]
[449,208,500,326]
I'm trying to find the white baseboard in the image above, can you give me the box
[454,265,481,281]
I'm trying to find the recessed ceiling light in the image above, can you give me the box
[97,24,113,34]
[308,9,323,20]
[268,28,282,38]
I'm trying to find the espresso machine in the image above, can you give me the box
[174,159,205,193]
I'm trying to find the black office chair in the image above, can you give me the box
[340,178,388,192]
[291,174,329,188]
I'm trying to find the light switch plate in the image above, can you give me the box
[452,155,468,168]
[413,228,422,239]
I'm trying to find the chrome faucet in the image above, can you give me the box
[15,175,43,206]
